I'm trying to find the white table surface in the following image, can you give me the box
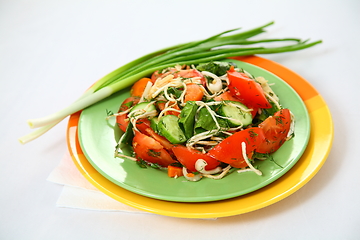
[1,0,359,239]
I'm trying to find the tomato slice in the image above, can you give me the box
[207,127,265,168]
[172,145,220,172]
[151,68,206,85]
[257,108,292,153]
[116,96,140,132]
[214,90,239,102]
[227,70,271,109]
[156,101,181,117]
[135,119,174,150]
[178,69,206,85]
[132,131,176,167]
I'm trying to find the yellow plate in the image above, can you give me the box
[66,56,334,218]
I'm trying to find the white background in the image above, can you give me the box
[1,0,359,239]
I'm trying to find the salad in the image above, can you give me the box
[110,61,294,181]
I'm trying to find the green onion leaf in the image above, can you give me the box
[19,22,322,144]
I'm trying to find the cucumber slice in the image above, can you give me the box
[218,101,252,127]
[129,102,156,116]
[158,115,186,144]
[150,117,160,133]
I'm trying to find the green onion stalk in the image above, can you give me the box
[19,21,322,144]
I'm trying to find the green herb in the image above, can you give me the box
[288,132,295,140]
[106,109,114,116]
[147,149,161,157]
[136,159,148,168]
[194,108,216,131]
[249,129,259,138]
[123,101,133,109]
[196,61,237,76]
[169,162,183,168]
[178,101,198,139]
[136,158,162,169]
[167,87,183,99]
[20,22,321,144]
[194,106,229,134]
[148,163,161,169]
[270,157,283,168]
[253,152,284,168]
[275,115,284,125]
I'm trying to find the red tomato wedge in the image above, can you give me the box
[116,96,140,132]
[257,108,292,153]
[116,114,128,132]
[172,145,220,172]
[207,127,265,168]
[132,131,176,167]
[227,69,271,109]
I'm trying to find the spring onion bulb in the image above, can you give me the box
[19,21,322,144]
[195,159,222,175]
[182,167,203,182]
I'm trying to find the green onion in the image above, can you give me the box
[19,21,322,144]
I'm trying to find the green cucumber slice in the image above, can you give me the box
[150,117,160,133]
[129,102,156,116]
[218,100,252,127]
[158,115,186,144]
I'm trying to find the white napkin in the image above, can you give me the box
[47,152,149,213]
[48,152,217,219]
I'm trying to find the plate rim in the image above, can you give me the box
[66,55,334,218]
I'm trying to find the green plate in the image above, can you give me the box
[77,59,310,202]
